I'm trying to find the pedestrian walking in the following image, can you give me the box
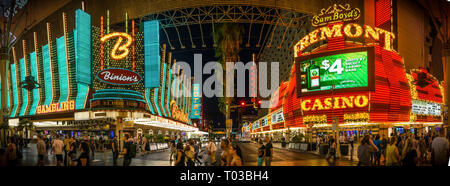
[220,139,232,166]
[51,135,64,166]
[402,138,418,166]
[141,136,147,155]
[431,128,449,166]
[230,144,243,166]
[185,140,195,166]
[373,135,381,166]
[380,134,388,165]
[357,135,375,166]
[78,139,90,166]
[6,137,17,166]
[89,136,96,161]
[207,139,217,166]
[36,135,46,166]
[111,136,119,166]
[257,139,265,166]
[386,137,401,166]
[64,135,71,166]
[326,137,337,161]
[121,136,135,166]
[68,137,77,166]
[264,137,273,166]
[175,141,186,166]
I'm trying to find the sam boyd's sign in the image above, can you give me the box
[311,4,361,27]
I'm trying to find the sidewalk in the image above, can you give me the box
[271,142,361,163]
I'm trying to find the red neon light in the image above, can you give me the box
[375,0,391,31]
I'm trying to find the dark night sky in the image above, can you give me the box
[159,23,269,129]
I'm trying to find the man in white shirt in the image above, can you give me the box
[431,128,449,166]
[52,135,65,166]
[207,139,217,165]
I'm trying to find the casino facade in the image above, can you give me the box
[245,2,446,142]
[4,9,203,139]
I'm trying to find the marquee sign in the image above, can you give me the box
[312,4,361,27]
[411,100,441,116]
[294,23,395,57]
[97,68,142,85]
[36,100,75,114]
[300,95,369,112]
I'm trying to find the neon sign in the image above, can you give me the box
[300,95,369,112]
[36,100,75,114]
[312,4,361,27]
[100,32,132,60]
[294,23,395,56]
[97,68,142,85]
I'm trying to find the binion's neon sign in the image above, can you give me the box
[100,32,132,60]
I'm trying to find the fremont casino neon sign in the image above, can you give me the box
[294,23,396,57]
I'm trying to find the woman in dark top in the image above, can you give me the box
[175,142,185,166]
[257,139,265,166]
[78,140,90,166]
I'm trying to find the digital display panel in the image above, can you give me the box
[296,47,374,97]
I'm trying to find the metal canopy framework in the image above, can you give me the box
[136,5,311,51]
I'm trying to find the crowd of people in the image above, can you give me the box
[355,128,449,166]
[169,137,247,166]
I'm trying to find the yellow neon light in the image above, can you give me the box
[294,23,396,56]
[100,32,132,60]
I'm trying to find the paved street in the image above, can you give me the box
[15,142,357,166]
[239,142,358,166]
[17,143,172,166]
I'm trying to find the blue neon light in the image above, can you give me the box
[154,88,162,116]
[166,69,172,117]
[160,63,167,116]
[10,64,18,117]
[42,44,53,106]
[29,52,39,115]
[57,36,69,103]
[144,20,160,88]
[18,58,28,116]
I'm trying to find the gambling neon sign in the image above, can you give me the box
[36,100,75,114]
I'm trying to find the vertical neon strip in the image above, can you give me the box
[145,89,155,114]
[33,32,41,113]
[10,64,18,117]
[100,16,103,70]
[132,20,135,71]
[167,69,172,117]
[18,58,28,116]
[62,12,71,101]
[46,23,55,104]
[6,65,10,111]
[75,9,91,109]
[154,88,162,116]
[57,36,69,103]
[29,52,39,115]
[160,63,167,116]
[42,44,53,105]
